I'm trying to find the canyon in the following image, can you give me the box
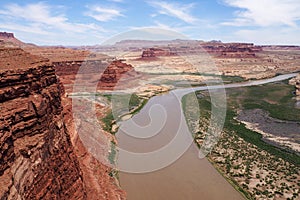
[1,32,300,199]
[0,38,125,199]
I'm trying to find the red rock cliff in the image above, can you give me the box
[0,48,87,199]
[0,32,24,46]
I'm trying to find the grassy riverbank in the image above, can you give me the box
[101,93,148,134]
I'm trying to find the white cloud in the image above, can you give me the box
[0,2,106,45]
[222,0,300,27]
[149,1,198,24]
[0,2,103,33]
[85,6,124,22]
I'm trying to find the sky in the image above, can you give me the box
[0,0,300,46]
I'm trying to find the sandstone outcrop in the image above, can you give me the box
[0,32,24,46]
[0,48,86,199]
[99,60,139,89]
[0,32,14,39]
[201,42,262,58]
[53,59,139,92]
[289,74,300,100]
[141,48,176,59]
[18,45,127,198]
[138,42,263,60]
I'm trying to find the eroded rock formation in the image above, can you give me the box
[141,48,176,59]
[201,42,262,58]
[0,45,127,199]
[138,43,262,60]
[289,74,300,100]
[53,59,139,92]
[0,32,24,46]
[99,60,139,89]
[0,48,86,199]
[0,32,14,39]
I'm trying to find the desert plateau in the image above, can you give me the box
[1,1,300,200]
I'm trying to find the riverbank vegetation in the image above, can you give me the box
[101,93,146,133]
[182,80,300,200]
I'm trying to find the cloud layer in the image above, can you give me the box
[149,1,198,24]
[222,0,300,27]
[0,1,299,45]
[85,6,124,22]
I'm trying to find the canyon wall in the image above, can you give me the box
[54,59,139,91]
[139,43,262,59]
[0,49,87,199]
[141,48,176,59]
[201,42,262,58]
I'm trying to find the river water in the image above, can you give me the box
[116,73,297,200]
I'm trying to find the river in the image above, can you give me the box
[116,73,297,200]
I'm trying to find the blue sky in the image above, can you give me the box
[0,0,300,45]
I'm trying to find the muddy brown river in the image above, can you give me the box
[115,73,297,200]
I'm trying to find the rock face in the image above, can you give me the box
[62,97,126,200]
[54,59,139,91]
[0,32,23,46]
[289,74,300,100]
[8,46,126,199]
[99,60,139,89]
[138,43,262,60]
[141,48,176,59]
[0,48,87,199]
[201,42,262,58]
[0,32,14,40]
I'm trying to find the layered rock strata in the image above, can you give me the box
[0,48,87,199]
[54,59,139,92]
[0,32,24,46]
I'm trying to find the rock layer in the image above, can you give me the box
[141,48,176,59]
[0,32,24,46]
[289,74,300,100]
[54,59,139,92]
[99,60,139,89]
[201,42,262,58]
[0,48,87,199]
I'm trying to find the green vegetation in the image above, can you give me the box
[241,84,300,121]
[102,111,114,133]
[193,81,300,165]
[108,141,117,165]
[101,93,146,133]
[182,79,300,199]
[130,98,148,115]
[208,157,254,200]
[224,109,300,165]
